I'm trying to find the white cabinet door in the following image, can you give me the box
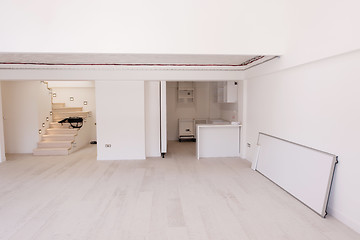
[179,119,194,137]
[225,81,238,103]
[217,82,225,103]
[217,81,238,103]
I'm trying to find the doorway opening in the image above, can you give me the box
[165,81,242,157]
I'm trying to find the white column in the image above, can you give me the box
[96,81,146,160]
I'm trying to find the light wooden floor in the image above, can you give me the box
[0,142,359,240]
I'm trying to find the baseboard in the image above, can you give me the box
[327,207,360,234]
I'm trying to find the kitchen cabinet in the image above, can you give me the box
[196,124,241,159]
[217,81,238,103]
[178,118,195,141]
[178,82,194,103]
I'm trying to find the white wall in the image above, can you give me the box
[242,1,360,232]
[281,0,360,68]
[96,81,145,160]
[220,103,238,122]
[51,84,96,140]
[246,50,360,233]
[243,1,360,232]
[237,81,244,124]
[244,1,360,78]
[48,81,95,88]
[1,81,47,153]
[145,81,161,157]
[238,81,247,158]
[208,82,222,120]
[37,82,52,140]
[0,0,286,55]
[0,83,6,161]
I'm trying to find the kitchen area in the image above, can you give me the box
[166,81,243,159]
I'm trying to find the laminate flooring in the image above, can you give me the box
[0,141,359,240]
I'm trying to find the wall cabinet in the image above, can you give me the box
[217,81,238,103]
[178,82,194,103]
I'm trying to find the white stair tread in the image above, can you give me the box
[40,140,74,143]
[53,107,83,111]
[38,140,73,148]
[53,111,89,114]
[52,103,65,107]
[33,148,69,156]
[52,112,89,121]
[47,129,78,134]
[42,134,76,141]
[34,147,70,150]
[43,134,76,137]
[50,122,71,128]
[47,128,78,131]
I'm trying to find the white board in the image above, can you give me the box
[254,133,337,217]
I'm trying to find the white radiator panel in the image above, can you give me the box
[254,133,337,217]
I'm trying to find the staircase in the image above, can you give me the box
[33,103,89,156]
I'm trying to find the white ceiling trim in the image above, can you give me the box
[0,56,278,72]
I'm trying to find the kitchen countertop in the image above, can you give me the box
[196,124,242,128]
